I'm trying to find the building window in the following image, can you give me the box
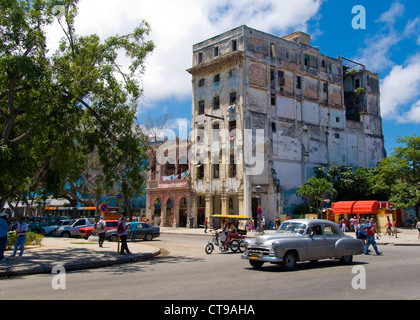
[278,70,285,91]
[213,164,220,179]
[229,154,236,178]
[270,43,276,58]
[229,69,236,78]
[197,163,204,180]
[271,122,277,132]
[296,76,302,89]
[214,46,219,57]
[213,96,220,110]
[198,52,203,64]
[271,92,276,106]
[214,74,220,85]
[229,92,237,105]
[232,39,237,52]
[198,78,205,87]
[198,100,205,115]
[323,82,328,93]
[304,54,309,66]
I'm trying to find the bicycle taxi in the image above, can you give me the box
[205,214,250,254]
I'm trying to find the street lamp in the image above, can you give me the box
[256,185,261,233]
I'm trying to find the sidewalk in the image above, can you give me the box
[1,227,418,278]
[160,226,420,247]
[0,237,160,278]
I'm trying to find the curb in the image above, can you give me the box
[0,249,160,278]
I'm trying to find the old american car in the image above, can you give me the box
[242,219,364,271]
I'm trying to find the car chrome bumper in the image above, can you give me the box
[241,252,283,263]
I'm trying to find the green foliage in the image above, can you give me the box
[1,0,154,206]
[6,231,44,250]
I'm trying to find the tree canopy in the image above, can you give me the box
[0,0,154,210]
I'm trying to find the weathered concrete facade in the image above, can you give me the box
[187,25,385,224]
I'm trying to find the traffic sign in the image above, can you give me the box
[257,204,262,216]
[99,203,109,214]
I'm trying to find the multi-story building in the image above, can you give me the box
[186,25,385,225]
[145,138,191,227]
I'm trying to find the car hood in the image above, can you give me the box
[254,232,305,245]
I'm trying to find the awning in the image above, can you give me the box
[332,201,356,214]
[353,201,378,214]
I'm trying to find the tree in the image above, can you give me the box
[0,0,154,210]
[296,176,337,215]
[373,134,420,217]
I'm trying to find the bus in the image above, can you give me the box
[43,206,120,219]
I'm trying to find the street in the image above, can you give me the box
[1,233,420,300]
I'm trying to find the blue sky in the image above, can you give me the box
[46,0,420,155]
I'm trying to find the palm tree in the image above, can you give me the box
[296,177,337,216]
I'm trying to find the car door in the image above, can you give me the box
[71,219,87,236]
[306,224,327,260]
[323,224,341,258]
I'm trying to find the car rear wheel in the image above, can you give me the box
[61,232,70,238]
[144,234,153,241]
[109,234,118,242]
[282,251,297,271]
[339,255,353,265]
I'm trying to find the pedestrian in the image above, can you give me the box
[341,218,347,232]
[392,220,398,238]
[357,218,367,246]
[364,218,382,255]
[10,216,28,258]
[384,217,392,236]
[130,218,138,242]
[117,216,131,255]
[96,216,107,247]
[204,217,208,233]
[352,216,358,235]
[417,220,420,239]
[189,215,194,228]
[0,212,11,262]
[261,216,266,231]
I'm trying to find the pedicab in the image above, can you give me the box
[205,214,250,254]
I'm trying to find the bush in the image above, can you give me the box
[6,232,44,250]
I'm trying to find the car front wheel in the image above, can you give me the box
[249,260,264,269]
[282,251,297,271]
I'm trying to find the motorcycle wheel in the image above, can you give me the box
[205,243,214,254]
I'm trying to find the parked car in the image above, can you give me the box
[28,216,69,235]
[106,222,160,242]
[79,220,119,239]
[43,219,73,236]
[53,218,95,238]
[242,219,364,271]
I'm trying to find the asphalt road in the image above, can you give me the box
[1,234,420,300]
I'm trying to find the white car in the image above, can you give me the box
[242,219,364,271]
[53,218,95,238]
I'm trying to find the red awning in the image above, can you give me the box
[353,201,378,214]
[332,201,356,214]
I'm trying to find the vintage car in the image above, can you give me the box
[242,219,364,271]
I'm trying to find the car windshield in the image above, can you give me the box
[277,222,306,234]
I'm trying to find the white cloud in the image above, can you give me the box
[46,0,324,107]
[380,55,420,123]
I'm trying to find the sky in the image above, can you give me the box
[45,0,420,155]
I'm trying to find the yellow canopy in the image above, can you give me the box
[210,214,250,219]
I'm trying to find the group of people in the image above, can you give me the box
[352,217,383,256]
[218,220,238,252]
[95,215,142,255]
[0,212,29,262]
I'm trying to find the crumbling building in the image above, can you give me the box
[187,25,385,225]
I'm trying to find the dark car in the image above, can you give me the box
[106,222,160,242]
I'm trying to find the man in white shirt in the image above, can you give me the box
[11,216,28,258]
